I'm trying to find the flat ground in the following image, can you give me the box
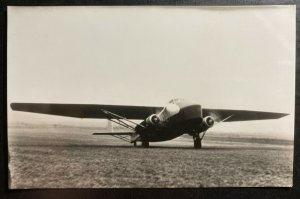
[7,123,293,188]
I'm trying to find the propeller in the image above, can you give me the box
[207,114,234,128]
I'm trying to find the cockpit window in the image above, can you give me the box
[169,98,184,104]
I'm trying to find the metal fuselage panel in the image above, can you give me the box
[136,101,203,142]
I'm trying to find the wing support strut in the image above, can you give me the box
[94,109,144,145]
[100,109,145,131]
[111,135,131,143]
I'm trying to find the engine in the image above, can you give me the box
[201,116,215,129]
[145,114,161,125]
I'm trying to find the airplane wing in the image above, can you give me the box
[10,103,163,120]
[11,103,288,122]
[202,108,289,122]
[93,132,133,135]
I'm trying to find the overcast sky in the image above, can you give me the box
[7,6,295,139]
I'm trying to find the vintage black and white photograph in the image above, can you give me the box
[7,5,295,188]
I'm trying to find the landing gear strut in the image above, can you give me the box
[193,135,202,149]
[142,141,149,148]
[193,131,206,149]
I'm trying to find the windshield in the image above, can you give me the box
[168,98,184,104]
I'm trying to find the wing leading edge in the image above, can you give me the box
[10,103,163,120]
[92,132,133,135]
[202,108,289,122]
[10,103,288,122]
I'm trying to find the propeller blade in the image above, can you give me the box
[214,114,234,126]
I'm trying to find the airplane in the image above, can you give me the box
[10,98,289,149]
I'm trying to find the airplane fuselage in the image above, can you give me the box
[135,99,209,142]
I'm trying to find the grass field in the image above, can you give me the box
[7,123,293,188]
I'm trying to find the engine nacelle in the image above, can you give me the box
[201,116,215,129]
[145,114,160,125]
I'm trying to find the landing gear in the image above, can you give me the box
[142,141,149,148]
[193,135,202,149]
[133,141,137,147]
[193,131,207,149]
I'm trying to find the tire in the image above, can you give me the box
[142,141,149,148]
[194,136,202,149]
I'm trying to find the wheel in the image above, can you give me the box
[133,142,137,147]
[142,141,149,148]
[193,136,202,149]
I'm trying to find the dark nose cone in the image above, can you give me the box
[207,117,214,126]
[152,115,160,124]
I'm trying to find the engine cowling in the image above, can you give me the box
[145,114,160,125]
[201,116,215,128]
